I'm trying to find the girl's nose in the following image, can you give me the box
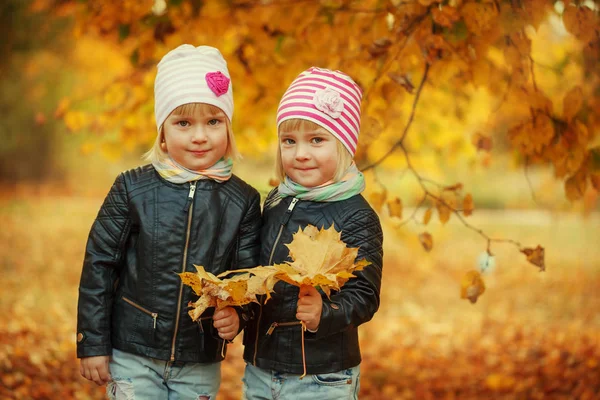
[191,126,208,143]
[294,145,310,161]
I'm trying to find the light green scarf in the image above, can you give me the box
[276,162,365,203]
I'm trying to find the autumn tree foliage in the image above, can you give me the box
[31,0,600,293]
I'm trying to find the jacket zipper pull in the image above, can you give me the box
[281,198,299,225]
[152,313,158,329]
[266,322,278,336]
[183,182,197,212]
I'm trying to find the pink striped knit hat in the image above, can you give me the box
[154,44,233,133]
[277,67,363,155]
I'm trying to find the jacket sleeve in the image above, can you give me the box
[233,189,262,332]
[314,208,383,339]
[76,173,131,358]
[234,189,262,270]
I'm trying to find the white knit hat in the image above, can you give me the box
[154,44,233,133]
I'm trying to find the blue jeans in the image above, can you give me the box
[107,348,221,400]
[242,363,360,400]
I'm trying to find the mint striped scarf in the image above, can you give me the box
[277,162,365,202]
[152,156,233,184]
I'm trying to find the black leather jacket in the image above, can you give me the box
[242,190,383,374]
[76,165,261,363]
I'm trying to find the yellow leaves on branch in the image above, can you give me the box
[180,225,370,319]
[562,5,598,43]
[460,270,485,304]
[508,112,554,156]
[461,2,499,36]
[275,225,370,298]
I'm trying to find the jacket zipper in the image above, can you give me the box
[253,197,299,365]
[266,321,302,335]
[170,182,197,362]
[122,296,158,329]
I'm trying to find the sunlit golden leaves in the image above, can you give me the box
[181,265,278,320]
[369,190,387,212]
[460,270,485,303]
[463,193,474,216]
[565,168,588,202]
[486,373,516,391]
[591,174,600,192]
[423,208,433,225]
[388,73,415,94]
[472,132,493,152]
[275,225,371,298]
[562,5,598,43]
[368,38,392,58]
[507,112,554,156]
[436,199,452,224]
[563,86,584,122]
[418,232,433,252]
[461,2,499,36]
[522,0,552,30]
[520,245,546,271]
[431,5,461,28]
[387,197,403,219]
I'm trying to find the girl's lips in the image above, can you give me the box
[189,150,210,156]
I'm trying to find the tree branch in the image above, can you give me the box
[361,61,430,171]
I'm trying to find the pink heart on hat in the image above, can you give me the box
[205,71,230,97]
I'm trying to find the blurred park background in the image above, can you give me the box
[1,0,599,399]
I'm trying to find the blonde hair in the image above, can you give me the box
[144,102,240,164]
[275,119,353,182]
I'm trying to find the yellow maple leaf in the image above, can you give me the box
[181,265,278,321]
[460,270,485,304]
[275,225,371,297]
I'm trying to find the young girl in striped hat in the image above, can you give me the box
[242,67,384,399]
[77,44,261,399]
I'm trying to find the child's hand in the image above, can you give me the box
[297,285,322,332]
[80,355,111,386]
[213,307,239,341]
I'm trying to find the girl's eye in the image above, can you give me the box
[282,138,295,145]
[208,119,220,126]
[311,137,324,144]
[177,121,190,127]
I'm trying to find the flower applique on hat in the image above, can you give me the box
[205,71,230,97]
[313,88,344,119]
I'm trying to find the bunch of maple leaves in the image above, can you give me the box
[180,224,370,321]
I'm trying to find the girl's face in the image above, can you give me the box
[162,104,228,171]
[279,126,338,187]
